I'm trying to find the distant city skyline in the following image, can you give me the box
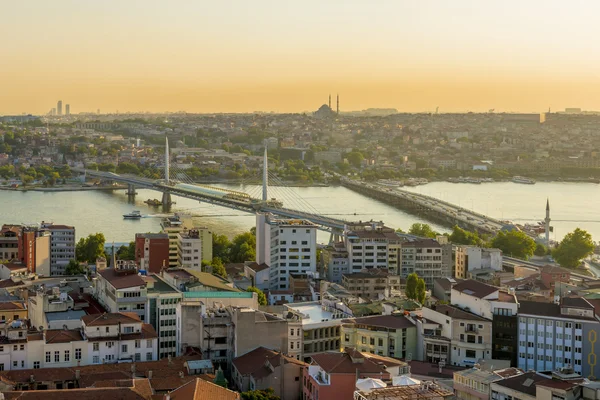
[2,1,600,115]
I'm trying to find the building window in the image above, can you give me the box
[466,350,476,358]
[345,334,350,342]
[54,351,60,362]
[135,340,141,348]
[33,361,40,369]
[122,344,128,353]
[135,353,141,361]
[93,356,100,364]
[64,350,70,362]
[46,352,51,362]
[93,343,99,351]
[146,352,153,361]
[75,348,82,360]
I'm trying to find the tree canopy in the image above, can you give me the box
[405,272,426,304]
[76,233,106,264]
[408,223,440,239]
[241,388,280,400]
[246,286,267,306]
[449,225,483,246]
[490,230,536,259]
[212,231,256,263]
[552,228,595,268]
[65,260,87,276]
[117,242,136,260]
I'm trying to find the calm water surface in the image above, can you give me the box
[0,182,598,243]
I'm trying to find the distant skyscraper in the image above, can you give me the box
[50,108,56,116]
[65,104,70,115]
[57,100,62,115]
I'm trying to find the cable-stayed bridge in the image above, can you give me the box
[72,138,346,232]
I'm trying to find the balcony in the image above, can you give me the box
[465,325,479,333]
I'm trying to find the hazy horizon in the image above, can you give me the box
[3,0,600,115]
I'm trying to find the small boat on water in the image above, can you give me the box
[144,199,161,206]
[123,210,142,219]
[512,176,536,184]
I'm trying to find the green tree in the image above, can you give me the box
[405,272,418,300]
[211,257,227,278]
[241,388,280,400]
[76,233,107,264]
[246,286,267,306]
[212,233,232,263]
[117,242,136,260]
[65,260,87,275]
[449,225,483,246]
[230,232,256,263]
[416,278,426,304]
[534,242,548,257]
[408,223,439,239]
[346,151,364,168]
[552,228,595,268]
[490,230,536,259]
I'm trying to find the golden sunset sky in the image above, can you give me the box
[2,0,600,114]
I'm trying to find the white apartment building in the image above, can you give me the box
[400,238,452,289]
[144,274,182,359]
[0,312,158,371]
[455,245,502,279]
[256,213,317,290]
[41,223,75,276]
[80,313,158,364]
[95,262,148,321]
[161,214,193,268]
[177,229,203,269]
[344,221,401,274]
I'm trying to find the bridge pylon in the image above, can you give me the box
[162,191,172,211]
[127,184,137,197]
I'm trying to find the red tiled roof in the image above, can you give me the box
[99,268,145,289]
[82,312,141,326]
[168,378,240,400]
[44,329,84,344]
[452,279,498,299]
[311,349,389,375]
[4,378,153,399]
[232,347,306,378]
[0,301,26,311]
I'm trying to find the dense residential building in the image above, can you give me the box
[231,347,306,400]
[285,301,348,362]
[517,298,600,378]
[177,229,203,269]
[488,369,587,400]
[79,312,158,364]
[341,314,416,359]
[400,237,452,289]
[161,214,194,268]
[95,261,148,321]
[343,221,401,274]
[421,304,493,366]
[451,279,519,366]
[135,233,170,274]
[433,277,457,302]
[40,223,75,276]
[144,274,182,359]
[341,269,401,300]
[539,265,572,293]
[322,241,350,283]
[255,213,318,290]
[303,348,399,400]
[15,226,51,275]
[453,366,523,400]
[455,246,502,279]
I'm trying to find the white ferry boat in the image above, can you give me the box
[123,210,142,219]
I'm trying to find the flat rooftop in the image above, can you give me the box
[286,302,338,326]
[46,309,86,322]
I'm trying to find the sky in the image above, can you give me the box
[2,0,600,115]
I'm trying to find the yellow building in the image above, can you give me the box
[0,301,27,324]
[341,314,417,359]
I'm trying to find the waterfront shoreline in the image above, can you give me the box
[0,185,127,192]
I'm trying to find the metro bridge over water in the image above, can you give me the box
[73,138,347,232]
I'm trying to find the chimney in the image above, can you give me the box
[148,370,153,379]
[75,370,80,380]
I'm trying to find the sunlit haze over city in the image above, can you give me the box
[3,0,600,114]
